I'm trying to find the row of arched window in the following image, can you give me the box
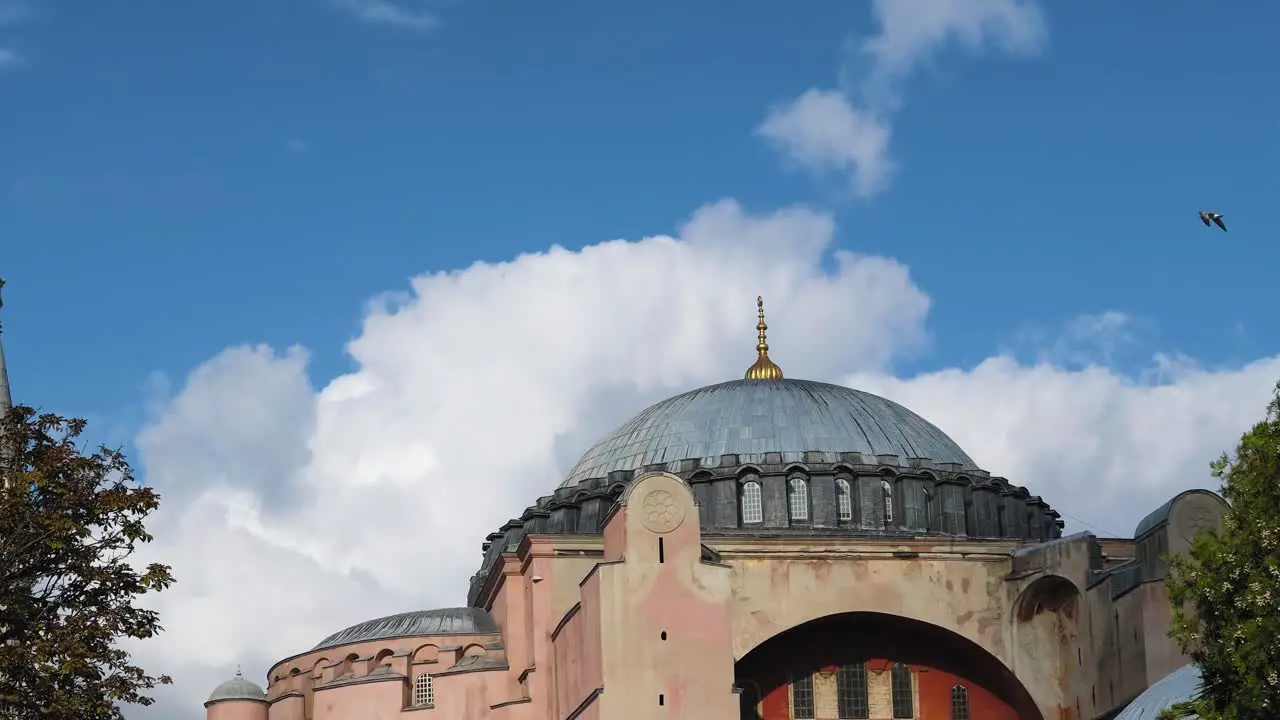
[790,662,969,720]
[740,477,893,525]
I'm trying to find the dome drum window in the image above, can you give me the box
[787,477,810,523]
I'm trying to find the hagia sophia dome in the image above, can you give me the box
[466,296,1061,603]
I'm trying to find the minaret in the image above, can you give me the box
[743,295,784,381]
[0,277,10,414]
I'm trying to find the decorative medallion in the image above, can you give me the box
[1177,500,1216,543]
[640,489,685,534]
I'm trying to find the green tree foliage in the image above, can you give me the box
[1159,383,1280,720]
[0,406,174,719]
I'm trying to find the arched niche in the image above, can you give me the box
[1013,574,1083,713]
[735,611,1042,720]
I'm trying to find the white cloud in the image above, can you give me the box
[759,0,1047,196]
[0,48,22,68]
[123,198,1279,718]
[758,90,894,199]
[329,0,438,32]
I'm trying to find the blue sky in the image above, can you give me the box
[6,2,1280,714]
[4,0,1278,451]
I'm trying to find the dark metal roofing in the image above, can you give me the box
[1114,663,1201,720]
[312,607,498,651]
[562,379,980,487]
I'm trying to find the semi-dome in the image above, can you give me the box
[312,607,498,651]
[564,378,980,487]
[206,670,266,704]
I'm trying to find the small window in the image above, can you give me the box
[788,478,810,521]
[836,663,869,719]
[791,671,815,719]
[950,684,970,720]
[891,663,913,718]
[835,478,853,522]
[882,479,894,525]
[413,673,434,707]
[741,481,763,524]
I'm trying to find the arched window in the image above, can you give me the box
[835,478,853,522]
[741,481,763,524]
[413,673,434,707]
[881,479,894,525]
[836,663,869,719]
[950,684,970,720]
[790,671,815,719]
[788,478,810,521]
[890,663,913,718]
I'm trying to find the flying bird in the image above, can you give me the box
[1199,211,1227,232]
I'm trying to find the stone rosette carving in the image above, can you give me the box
[1175,498,1217,544]
[640,488,685,534]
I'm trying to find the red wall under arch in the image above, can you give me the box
[736,612,1038,720]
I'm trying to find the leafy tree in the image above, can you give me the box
[1159,382,1280,720]
[0,406,175,720]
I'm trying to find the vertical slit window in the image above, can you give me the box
[412,674,434,707]
[835,478,853,522]
[891,663,913,718]
[788,478,810,521]
[791,671,815,719]
[950,684,970,720]
[882,479,894,525]
[741,481,763,524]
[836,663,869,719]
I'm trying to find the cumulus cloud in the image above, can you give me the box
[758,0,1047,196]
[122,198,1280,719]
[328,0,438,32]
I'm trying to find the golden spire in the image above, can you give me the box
[744,295,783,381]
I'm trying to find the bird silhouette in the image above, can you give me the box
[1199,211,1227,232]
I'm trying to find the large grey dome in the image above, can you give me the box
[563,379,980,487]
[313,607,498,651]
[206,672,265,704]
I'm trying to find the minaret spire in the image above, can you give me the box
[0,277,11,414]
[744,295,784,381]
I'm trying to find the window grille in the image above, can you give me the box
[412,673,434,707]
[788,478,809,521]
[882,479,894,525]
[835,478,853,522]
[741,481,763,524]
[890,663,913,718]
[791,672,815,719]
[950,684,970,720]
[836,663,869,719]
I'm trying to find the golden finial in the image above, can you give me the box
[744,295,783,381]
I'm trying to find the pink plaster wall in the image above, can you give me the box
[206,700,267,720]
[431,668,516,719]
[267,693,303,720]
[1136,581,1185,687]
[551,569,604,717]
[593,472,738,718]
[311,679,404,720]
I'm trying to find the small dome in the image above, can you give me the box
[563,378,981,487]
[313,607,498,651]
[1114,664,1201,720]
[206,670,266,704]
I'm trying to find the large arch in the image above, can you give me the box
[734,612,1043,720]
